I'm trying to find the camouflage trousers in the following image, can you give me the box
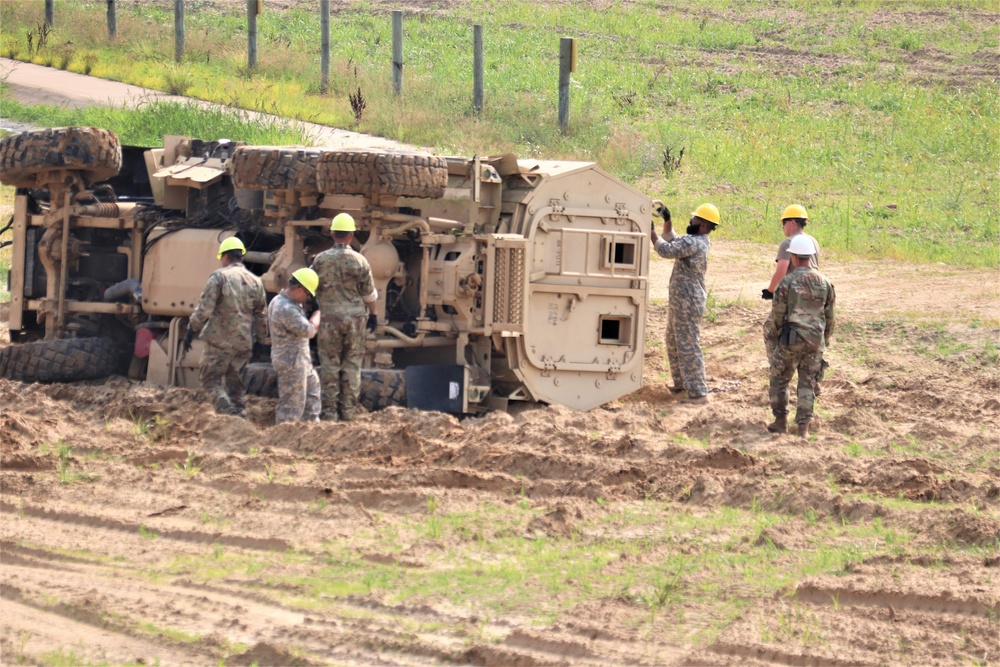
[316,313,366,421]
[763,318,827,394]
[666,292,707,397]
[274,359,321,424]
[199,344,251,416]
[769,339,823,425]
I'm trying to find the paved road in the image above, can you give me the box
[0,58,407,149]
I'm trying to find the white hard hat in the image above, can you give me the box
[788,235,816,256]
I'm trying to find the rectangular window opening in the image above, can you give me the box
[602,237,637,270]
[599,315,632,345]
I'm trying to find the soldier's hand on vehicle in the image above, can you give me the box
[366,314,378,333]
[656,204,671,222]
[761,289,774,300]
[182,328,194,353]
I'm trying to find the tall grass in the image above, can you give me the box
[0,98,308,147]
[0,0,996,265]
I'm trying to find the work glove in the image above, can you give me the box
[366,314,378,333]
[761,289,774,301]
[655,204,671,222]
[182,328,194,353]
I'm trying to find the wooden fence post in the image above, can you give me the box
[558,37,576,132]
[175,0,185,62]
[107,0,117,39]
[247,0,258,70]
[473,24,483,113]
[320,0,330,93]
[45,0,54,27]
[392,10,403,95]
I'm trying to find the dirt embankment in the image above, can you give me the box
[1,243,998,666]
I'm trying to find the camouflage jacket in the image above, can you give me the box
[267,290,315,368]
[770,267,836,351]
[189,263,267,350]
[655,231,710,301]
[310,244,376,318]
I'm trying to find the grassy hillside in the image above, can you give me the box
[0,0,996,265]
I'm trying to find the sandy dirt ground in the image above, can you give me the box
[1,242,998,666]
[1,2,999,663]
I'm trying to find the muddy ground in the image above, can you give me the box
[1,241,998,666]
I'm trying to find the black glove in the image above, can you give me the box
[366,314,378,333]
[182,328,194,353]
[761,289,774,300]
[655,204,671,222]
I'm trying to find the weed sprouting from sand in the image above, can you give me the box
[174,451,202,478]
[131,411,170,443]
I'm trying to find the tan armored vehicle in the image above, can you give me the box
[0,126,651,413]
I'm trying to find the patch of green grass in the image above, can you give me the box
[138,524,159,540]
[0,0,995,266]
[136,620,201,644]
[131,411,171,443]
[174,451,202,479]
[0,98,308,148]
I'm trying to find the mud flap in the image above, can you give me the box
[405,365,466,413]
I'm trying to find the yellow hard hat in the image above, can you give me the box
[330,212,356,232]
[691,203,720,225]
[217,236,246,259]
[781,204,808,221]
[291,267,319,296]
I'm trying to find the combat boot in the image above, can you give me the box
[796,422,810,439]
[767,416,787,434]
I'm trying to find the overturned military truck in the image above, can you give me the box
[0,126,652,413]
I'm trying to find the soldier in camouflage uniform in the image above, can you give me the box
[186,237,267,417]
[766,234,836,438]
[268,268,322,424]
[650,202,721,403]
[761,204,821,365]
[310,213,378,421]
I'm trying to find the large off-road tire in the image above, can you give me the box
[241,363,406,412]
[0,337,121,383]
[229,146,325,193]
[242,362,279,398]
[359,369,407,411]
[0,127,122,188]
[317,149,448,199]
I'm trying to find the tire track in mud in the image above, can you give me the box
[0,547,652,666]
[689,554,1000,667]
[794,582,999,618]
[0,500,293,552]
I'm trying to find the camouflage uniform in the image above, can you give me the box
[767,266,836,427]
[655,231,711,398]
[268,290,321,424]
[189,262,267,416]
[763,232,820,363]
[310,243,376,421]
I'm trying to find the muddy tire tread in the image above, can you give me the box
[0,127,122,188]
[242,363,406,411]
[0,337,120,383]
[359,369,407,412]
[317,150,448,199]
[229,146,325,193]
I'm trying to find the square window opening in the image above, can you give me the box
[599,315,632,345]
[602,237,637,270]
